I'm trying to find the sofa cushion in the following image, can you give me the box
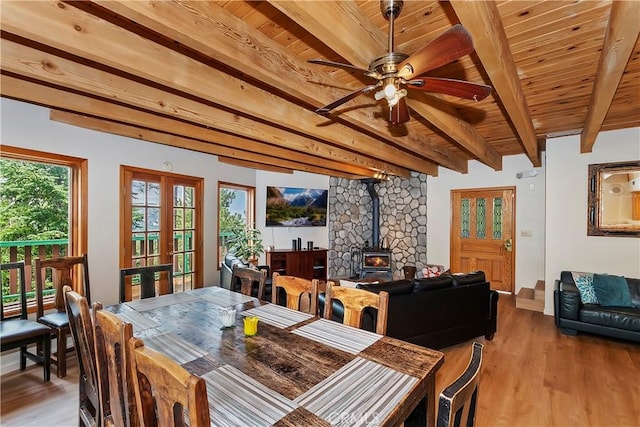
[451,271,486,286]
[571,271,599,305]
[413,276,453,293]
[593,274,635,308]
[580,305,640,332]
[356,279,414,296]
[628,278,640,308]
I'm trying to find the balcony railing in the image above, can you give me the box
[1,239,68,314]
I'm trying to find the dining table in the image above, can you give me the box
[107,286,444,426]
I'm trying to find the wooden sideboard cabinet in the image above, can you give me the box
[266,249,327,281]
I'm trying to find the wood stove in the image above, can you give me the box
[360,249,393,280]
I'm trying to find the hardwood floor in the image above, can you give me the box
[1,294,638,426]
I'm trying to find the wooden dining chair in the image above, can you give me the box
[272,272,319,315]
[36,254,90,378]
[93,306,138,427]
[437,342,484,427]
[119,263,174,303]
[1,261,51,382]
[323,281,389,335]
[128,337,210,427]
[230,265,267,300]
[63,286,100,427]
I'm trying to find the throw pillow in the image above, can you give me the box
[592,274,634,308]
[571,271,599,305]
[422,264,445,278]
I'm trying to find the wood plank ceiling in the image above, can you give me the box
[1,1,639,178]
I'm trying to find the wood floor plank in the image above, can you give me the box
[1,295,639,426]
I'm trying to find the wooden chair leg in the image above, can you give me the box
[20,345,27,371]
[43,335,51,382]
[56,329,67,378]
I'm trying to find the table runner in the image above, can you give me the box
[110,307,159,331]
[242,304,314,329]
[198,288,255,307]
[295,357,418,426]
[125,292,197,311]
[143,332,207,365]
[203,365,298,427]
[291,318,382,354]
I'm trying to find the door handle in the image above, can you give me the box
[504,238,512,252]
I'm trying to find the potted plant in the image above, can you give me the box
[228,223,264,265]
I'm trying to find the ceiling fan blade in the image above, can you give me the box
[397,24,474,80]
[315,85,378,114]
[308,59,370,74]
[407,77,492,101]
[389,98,410,125]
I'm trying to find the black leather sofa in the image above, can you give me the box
[319,271,499,350]
[554,271,640,343]
[219,253,272,299]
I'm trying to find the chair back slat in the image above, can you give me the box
[128,337,210,427]
[323,281,389,335]
[272,273,319,314]
[120,264,174,303]
[94,307,138,427]
[64,286,100,426]
[230,266,267,300]
[437,341,484,427]
[1,261,28,320]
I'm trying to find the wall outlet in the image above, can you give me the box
[521,229,533,237]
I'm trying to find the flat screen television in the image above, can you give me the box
[266,186,328,227]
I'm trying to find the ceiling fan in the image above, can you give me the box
[309,0,492,125]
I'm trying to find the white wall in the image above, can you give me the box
[1,98,256,306]
[545,128,640,315]
[426,155,546,295]
[255,170,330,261]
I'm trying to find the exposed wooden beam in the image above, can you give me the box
[270,0,502,171]
[1,74,379,180]
[451,0,541,167]
[270,0,385,67]
[0,0,428,176]
[217,157,293,175]
[89,0,450,174]
[0,38,393,177]
[580,0,640,153]
[49,110,361,179]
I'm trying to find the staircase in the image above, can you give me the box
[516,280,545,312]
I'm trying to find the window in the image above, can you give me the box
[218,182,255,268]
[1,145,87,313]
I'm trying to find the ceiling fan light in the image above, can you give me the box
[383,83,397,99]
[374,90,386,101]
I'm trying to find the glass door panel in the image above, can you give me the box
[172,183,196,292]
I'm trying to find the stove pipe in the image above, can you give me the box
[362,178,381,250]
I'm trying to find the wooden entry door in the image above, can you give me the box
[451,187,515,293]
[120,167,203,297]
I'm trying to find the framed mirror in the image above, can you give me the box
[588,160,640,237]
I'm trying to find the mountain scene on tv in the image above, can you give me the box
[266,186,328,227]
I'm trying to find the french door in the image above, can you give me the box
[120,167,203,298]
[451,187,515,293]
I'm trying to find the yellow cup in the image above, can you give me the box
[243,316,259,336]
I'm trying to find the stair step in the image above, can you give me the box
[534,280,545,301]
[516,287,544,312]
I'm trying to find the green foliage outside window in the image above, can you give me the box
[1,158,69,299]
